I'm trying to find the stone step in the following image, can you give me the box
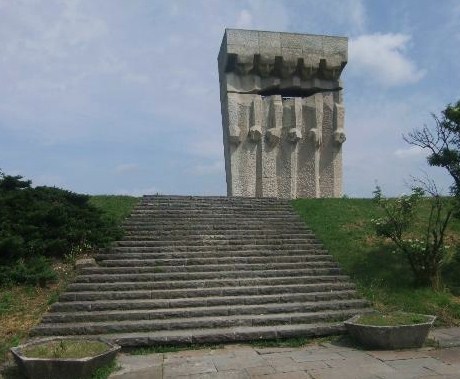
[94,254,334,265]
[80,322,346,346]
[32,195,370,346]
[65,275,349,293]
[125,214,302,220]
[127,211,300,216]
[122,225,309,232]
[131,204,292,212]
[50,289,359,312]
[137,198,291,204]
[123,226,311,232]
[141,195,290,202]
[98,249,328,260]
[108,244,323,253]
[73,268,342,284]
[59,284,355,302]
[31,308,364,336]
[114,238,319,247]
[87,261,338,273]
[119,233,316,241]
[42,299,368,323]
[122,230,311,240]
[123,212,301,226]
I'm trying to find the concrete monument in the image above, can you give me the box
[218,29,348,198]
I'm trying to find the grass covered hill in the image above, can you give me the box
[293,198,460,325]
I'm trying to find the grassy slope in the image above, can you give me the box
[0,195,138,363]
[293,198,460,325]
[89,195,139,223]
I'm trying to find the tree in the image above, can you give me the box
[372,185,454,291]
[404,101,460,197]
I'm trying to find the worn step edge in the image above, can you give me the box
[50,289,359,312]
[93,254,335,265]
[108,245,324,253]
[63,276,349,301]
[114,239,319,247]
[82,262,339,274]
[31,308,366,336]
[72,269,343,284]
[120,234,315,240]
[42,299,369,323]
[123,227,311,232]
[91,322,345,346]
[118,235,318,242]
[96,250,330,260]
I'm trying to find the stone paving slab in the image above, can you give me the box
[3,332,460,379]
[430,328,460,348]
[108,335,460,379]
[110,353,163,379]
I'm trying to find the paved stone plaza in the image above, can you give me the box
[108,328,460,379]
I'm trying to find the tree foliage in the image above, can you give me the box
[372,186,454,290]
[0,170,123,286]
[404,101,460,197]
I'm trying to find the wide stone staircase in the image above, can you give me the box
[32,195,371,346]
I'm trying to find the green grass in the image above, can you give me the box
[292,198,460,325]
[0,292,14,315]
[248,335,341,348]
[22,339,109,359]
[91,360,119,379]
[89,195,139,223]
[129,343,225,355]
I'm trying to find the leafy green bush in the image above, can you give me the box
[0,256,57,286]
[0,171,123,286]
[372,186,454,290]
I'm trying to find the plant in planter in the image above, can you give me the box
[344,312,436,350]
[10,337,120,379]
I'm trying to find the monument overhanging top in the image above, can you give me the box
[218,28,347,85]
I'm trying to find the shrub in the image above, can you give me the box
[0,256,57,287]
[0,171,123,286]
[372,186,454,290]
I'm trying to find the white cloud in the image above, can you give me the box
[347,0,366,33]
[234,0,288,31]
[394,146,426,159]
[349,33,426,87]
[236,9,253,29]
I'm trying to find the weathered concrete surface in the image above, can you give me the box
[108,334,460,379]
[430,327,460,348]
[110,354,163,379]
[218,29,348,198]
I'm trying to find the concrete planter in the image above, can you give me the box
[10,337,120,379]
[344,314,436,350]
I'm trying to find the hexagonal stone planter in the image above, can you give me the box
[344,313,436,350]
[10,337,120,379]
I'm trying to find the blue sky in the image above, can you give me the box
[1,0,459,197]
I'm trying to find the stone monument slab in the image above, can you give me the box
[218,29,348,198]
